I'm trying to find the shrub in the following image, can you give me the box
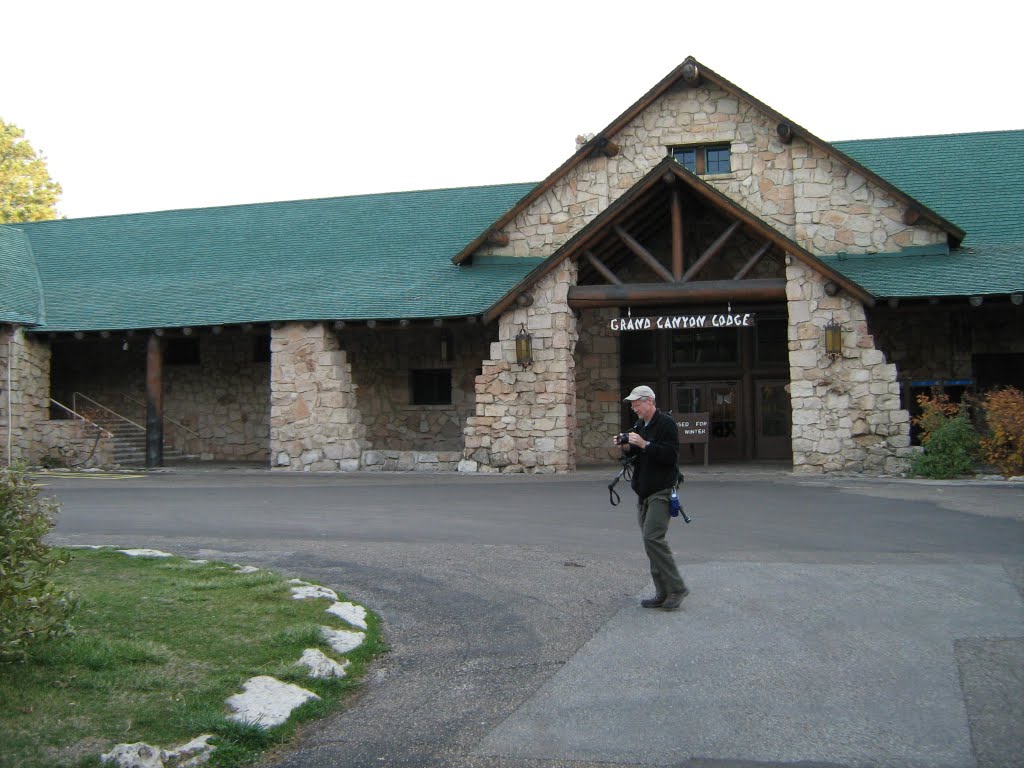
[910,393,979,479]
[0,464,76,663]
[979,386,1024,477]
[912,392,960,445]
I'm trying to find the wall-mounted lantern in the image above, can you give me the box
[824,318,843,359]
[515,324,533,368]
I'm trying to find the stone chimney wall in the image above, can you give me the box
[461,261,579,473]
[786,261,913,473]
[270,323,367,471]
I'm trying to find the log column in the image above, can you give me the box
[145,333,164,468]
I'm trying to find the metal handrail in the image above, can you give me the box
[120,394,200,438]
[71,392,145,432]
[50,398,114,438]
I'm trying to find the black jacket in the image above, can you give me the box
[627,408,680,500]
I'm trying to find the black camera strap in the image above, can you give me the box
[608,458,634,506]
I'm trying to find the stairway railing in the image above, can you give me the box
[70,392,199,439]
[71,392,144,432]
[49,398,114,438]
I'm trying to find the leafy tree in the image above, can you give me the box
[0,118,62,222]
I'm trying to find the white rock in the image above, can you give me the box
[101,742,163,768]
[100,735,216,767]
[165,735,215,767]
[320,626,365,653]
[291,584,338,601]
[296,648,350,678]
[233,565,260,574]
[225,675,320,728]
[325,601,367,629]
[118,549,174,558]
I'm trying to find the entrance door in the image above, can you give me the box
[755,380,791,459]
[673,381,742,462]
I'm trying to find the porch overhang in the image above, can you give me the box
[482,158,875,324]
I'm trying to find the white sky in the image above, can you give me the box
[5,0,1020,220]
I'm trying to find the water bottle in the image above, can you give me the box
[669,488,680,517]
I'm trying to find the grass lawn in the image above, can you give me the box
[0,547,384,768]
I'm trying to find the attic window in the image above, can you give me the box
[670,144,731,175]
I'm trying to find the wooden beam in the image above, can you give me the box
[595,137,619,157]
[682,62,701,84]
[584,250,623,285]
[733,241,773,280]
[568,279,786,308]
[903,208,921,226]
[777,122,794,144]
[670,187,684,281]
[681,220,742,282]
[614,225,675,283]
[486,229,510,247]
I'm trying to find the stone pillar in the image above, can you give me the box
[461,261,579,473]
[269,322,367,471]
[574,307,622,464]
[0,326,51,465]
[786,261,912,474]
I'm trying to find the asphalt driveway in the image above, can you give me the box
[41,465,1024,768]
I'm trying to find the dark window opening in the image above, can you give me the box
[671,328,739,365]
[756,317,788,364]
[622,330,656,366]
[164,338,200,366]
[670,143,731,175]
[411,369,452,405]
[253,334,270,363]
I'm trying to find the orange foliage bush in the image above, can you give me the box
[913,392,961,445]
[979,387,1024,477]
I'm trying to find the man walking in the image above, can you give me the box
[614,385,689,610]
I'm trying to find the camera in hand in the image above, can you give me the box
[616,432,631,445]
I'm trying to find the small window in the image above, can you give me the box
[670,144,731,175]
[411,369,452,405]
[164,338,200,366]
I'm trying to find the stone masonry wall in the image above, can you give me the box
[786,261,912,473]
[461,261,579,473]
[342,324,491,452]
[479,83,942,264]
[0,326,51,465]
[574,308,621,464]
[270,323,367,471]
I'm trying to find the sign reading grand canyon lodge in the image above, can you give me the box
[610,313,756,332]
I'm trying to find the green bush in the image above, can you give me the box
[0,464,76,664]
[911,416,979,479]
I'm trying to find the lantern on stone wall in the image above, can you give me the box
[824,318,843,359]
[515,324,533,368]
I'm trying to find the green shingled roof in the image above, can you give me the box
[9,183,539,332]
[834,130,1024,246]
[827,130,1023,298]
[4,131,1021,329]
[0,225,43,324]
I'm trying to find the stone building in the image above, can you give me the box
[2,57,1022,473]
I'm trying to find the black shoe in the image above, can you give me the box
[661,588,690,610]
[640,594,666,608]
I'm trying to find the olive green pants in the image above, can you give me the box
[638,488,686,595]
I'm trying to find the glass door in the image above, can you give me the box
[673,381,742,462]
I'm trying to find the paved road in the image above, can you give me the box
[41,465,1024,768]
